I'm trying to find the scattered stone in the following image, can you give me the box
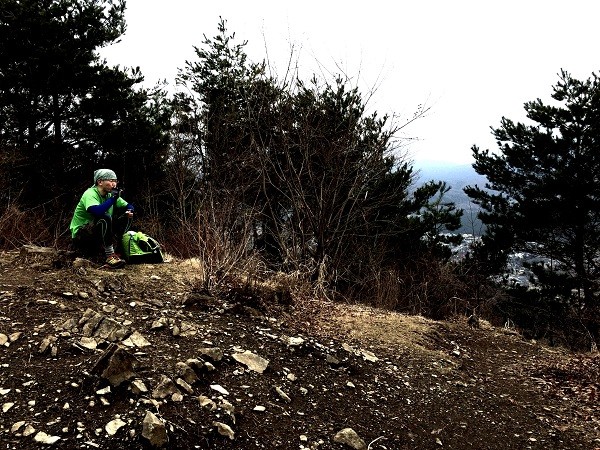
[102,304,117,314]
[199,347,223,362]
[210,384,229,396]
[94,317,129,342]
[176,362,199,385]
[81,311,104,337]
[213,421,234,440]
[33,431,61,445]
[360,349,378,362]
[198,396,217,411]
[92,343,138,387]
[105,418,126,436]
[0,388,10,395]
[232,350,269,373]
[220,399,235,422]
[122,331,151,348]
[178,321,197,337]
[38,335,57,354]
[150,318,168,330]
[282,335,305,346]
[96,386,111,395]
[22,425,36,437]
[58,318,78,332]
[175,378,194,394]
[3,402,15,412]
[253,405,266,412]
[130,379,149,395]
[73,257,93,270]
[152,375,180,399]
[333,428,367,450]
[8,332,22,342]
[78,337,98,350]
[11,421,25,433]
[0,333,8,346]
[142,411,168,448]
[326,354,341,365]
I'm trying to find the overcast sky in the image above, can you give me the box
[100,0,600,166]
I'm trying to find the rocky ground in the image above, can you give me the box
[0,247,599,449]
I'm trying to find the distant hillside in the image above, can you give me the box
[413,162,488,235]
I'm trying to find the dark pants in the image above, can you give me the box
[73,210,132,259]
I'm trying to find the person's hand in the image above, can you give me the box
[111,188,122,199]
[125,209,134,218]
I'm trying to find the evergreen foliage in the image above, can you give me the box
[465,70,600,345]
[0,0,170,214]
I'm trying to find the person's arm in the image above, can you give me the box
[87,196,117,217]
[115,196,133,211]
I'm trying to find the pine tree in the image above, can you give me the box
[465,70,600,311]
[0,0,170,210]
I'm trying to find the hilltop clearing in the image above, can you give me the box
[0,248,598,449]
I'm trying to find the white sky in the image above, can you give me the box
[100,0,600,165]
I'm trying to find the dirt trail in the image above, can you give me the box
[0,249,597,449]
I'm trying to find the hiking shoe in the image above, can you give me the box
[105,253,126,269]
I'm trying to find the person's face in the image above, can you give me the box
[98,178,118,194]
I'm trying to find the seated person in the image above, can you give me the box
[69,169,134,268]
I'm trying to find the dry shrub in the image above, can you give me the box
[345,255,487,321]
[0,203,62,249]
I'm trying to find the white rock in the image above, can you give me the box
[11,421,26,433]
[34,431,61,445]
[210,384,229,395]
[2,402,14,412]
[360,349,379,362]
[232,351,269,373]
[333,428,367,450]
[142,411,168,447]
[290,336,304,346]
[79,337,98,350]
[122,331,151,348]
[23,425,36,436]
[0,388,10,395]
[253,405,266,412]
[130,379,148,394]
[96,386,111,395]
[105,418,126,436]
[198,396,217,411]
[213,421,234,440]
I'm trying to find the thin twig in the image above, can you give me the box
[368,435,386,449]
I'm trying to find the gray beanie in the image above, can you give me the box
[93,169,117,184]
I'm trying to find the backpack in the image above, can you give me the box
[121,231,164,264]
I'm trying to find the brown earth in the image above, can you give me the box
[0,248,599,449]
